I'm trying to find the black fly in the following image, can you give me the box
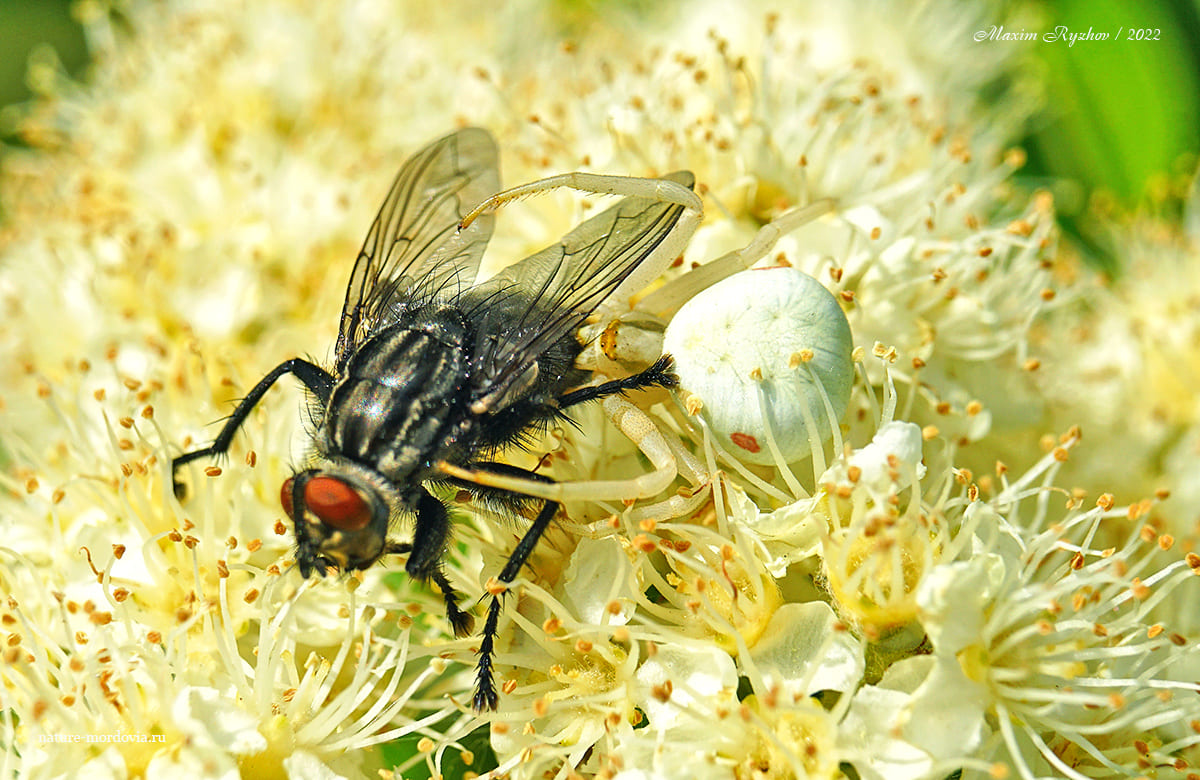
[171,128,697,710]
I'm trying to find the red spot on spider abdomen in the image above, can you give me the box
[730,432,761,453]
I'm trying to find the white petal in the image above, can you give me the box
[847,421,926,492]
[562,536,634,626]
[841,684,937,780]
[635,644,737,732]
[76,748,127,780]
[171,686,267,755]
[750,601,864,697]
[916,554,1006,653]
[891,654,989,758]
[729,485,823,574]
[283,750,350,780]
[144,744,241,780]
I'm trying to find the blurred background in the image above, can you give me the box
[2,0,1198,276]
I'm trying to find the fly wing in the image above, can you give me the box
[466,171,694,410]
[336,128,500,368]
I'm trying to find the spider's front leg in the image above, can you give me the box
[459,170,703,309]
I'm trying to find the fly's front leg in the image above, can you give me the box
[171,358,335,497]
[405,489,473,637]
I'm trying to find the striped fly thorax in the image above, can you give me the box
[324,309,472,483]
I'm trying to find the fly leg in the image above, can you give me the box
[554,353,678,406]
[474,498,558,712]
[445,463,560,712]
[448,445,707,710]
[397,489,475,637]
[385,541,474,637]
[171,358,335,497]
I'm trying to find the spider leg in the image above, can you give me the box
[582,199,837,375]
[459,171,703,309]
[439,393,709,505]
[635,198,836,319]
[461,172,701,230]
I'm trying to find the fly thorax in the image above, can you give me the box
[325,323,472,482]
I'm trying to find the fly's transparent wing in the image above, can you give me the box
[336,128,500,367]
[465,171,694,408]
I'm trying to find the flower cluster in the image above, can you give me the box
[2,1,1197,779]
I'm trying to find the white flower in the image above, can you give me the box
[839,420,927,493]
[1027,209,1200,548]
[844,442,1200,779]
[0,350,463,776]
[818,416,956,643]
[12,1,1189,780]
[748,601,865,701]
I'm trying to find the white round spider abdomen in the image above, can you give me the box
[663,266,854,465]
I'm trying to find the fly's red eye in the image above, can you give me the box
[304,475,372,531]
[280,477,295,517]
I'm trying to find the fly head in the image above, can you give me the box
[281,465,393,577]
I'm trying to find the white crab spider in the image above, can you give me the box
[452,174,843,518]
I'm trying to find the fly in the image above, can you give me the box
[171,128,701,711]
